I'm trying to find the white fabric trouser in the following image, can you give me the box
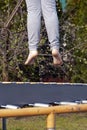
[25,0,60,51]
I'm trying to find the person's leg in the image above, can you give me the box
[25,0,41,65]
[41,0,63,65]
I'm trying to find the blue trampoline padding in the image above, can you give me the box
[0,83,87,105]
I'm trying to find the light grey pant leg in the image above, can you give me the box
[41,0,60,50]
[25,0,41,51]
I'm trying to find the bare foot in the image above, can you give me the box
[25,51,38,65]
[52,49,63,66]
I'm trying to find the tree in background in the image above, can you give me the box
[60,0,87,82]
[0,0,66,82]
[0,0,87,82]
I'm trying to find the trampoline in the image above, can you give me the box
[0,82,87,130]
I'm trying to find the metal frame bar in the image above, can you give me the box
[2,118,6,130]
[1,104,87,130]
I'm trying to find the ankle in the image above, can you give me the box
[52,49,59,56]
[29,50,38,56]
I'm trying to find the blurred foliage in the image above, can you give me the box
[62,0,87,83]
[0,0,87,82]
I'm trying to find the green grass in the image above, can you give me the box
[0,113,87,130]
